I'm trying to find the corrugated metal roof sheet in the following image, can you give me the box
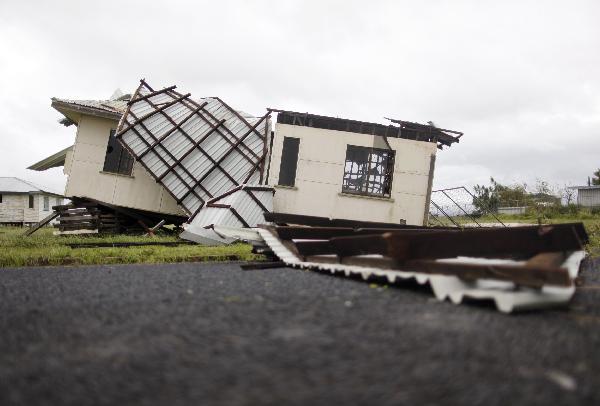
[181,185,274,245]
[258,228,587,313]
[116,80,271,221]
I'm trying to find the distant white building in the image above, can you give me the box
[574,185,600,208]
[497,206,527,215]
[0,177,64,225]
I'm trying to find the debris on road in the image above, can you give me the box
[254,213,588,313]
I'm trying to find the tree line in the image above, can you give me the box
[472,169,599,215]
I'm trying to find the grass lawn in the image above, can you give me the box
[3,211,599,268]
[0,227,261,268]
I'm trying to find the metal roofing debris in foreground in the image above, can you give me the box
[255,213,588,313]
[115,80,271,222]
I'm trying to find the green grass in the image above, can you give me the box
[4,210,599,268]
[0,227,261,268]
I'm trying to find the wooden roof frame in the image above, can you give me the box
[115,79,270,219]
[269,109,462,149]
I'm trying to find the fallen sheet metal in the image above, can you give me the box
[181,185,274,245]
[115,80,273,240]
[255,216,589,313]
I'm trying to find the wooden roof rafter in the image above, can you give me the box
[166,87,266,160]
[269,109,462,149]
[115,79,270,219]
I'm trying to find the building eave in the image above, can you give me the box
[51,99,122,122]
[27,146,73,171]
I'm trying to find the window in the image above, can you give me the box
[28,195,34,209]
[277,137,300,187]
[103,129,134,175]
[0,194,2,203]
[56,197,62,206]
[342,145,395,198]
[43,196,50,211]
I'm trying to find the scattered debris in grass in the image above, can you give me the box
[0,227,260,267]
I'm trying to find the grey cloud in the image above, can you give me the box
[0,0,598,193]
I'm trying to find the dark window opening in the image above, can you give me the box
[0,194,2,203]
[103,129,134,176]
[278,137,300,187]
[342,145,395,198]
[43,196,49,211]
[28,195,34,209]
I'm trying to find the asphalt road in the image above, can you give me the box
[1,258,599,406]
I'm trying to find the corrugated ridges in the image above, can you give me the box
[115,80,271,220]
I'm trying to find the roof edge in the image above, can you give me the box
[28,146,73,171]
[51,98,122,122]
[269,109,461,149]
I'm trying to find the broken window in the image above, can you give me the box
[43,196,49,211]
[103,129,134,176]
[278,137,300,187]
[342,145,395,198]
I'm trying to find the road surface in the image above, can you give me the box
[1,258,599,405]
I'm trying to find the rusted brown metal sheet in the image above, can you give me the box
[255,220,589,312]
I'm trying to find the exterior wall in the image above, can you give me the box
[0,194,26,223]
[0,193,60,224]
[64,115,184,215]
[25,194,43,223]
[577,188,600,207]
[64,147,74,176]
[268,123,437,225]
[498,206,527,215]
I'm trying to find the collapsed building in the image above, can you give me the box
[28,91,187,234]
[29,80,588,312]
[30,80,461,240]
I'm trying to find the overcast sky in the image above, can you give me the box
[0,0,598,195]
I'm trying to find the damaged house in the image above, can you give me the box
[31,80,460,240]
[267,110,460,225]
[29,92,187,233]
[28,80,590,313]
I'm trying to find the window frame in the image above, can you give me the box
[43,196,50,211]
[102,129,134,176]
[28,195,34,209]
[341,145,395,198]
[277,137,301,187]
